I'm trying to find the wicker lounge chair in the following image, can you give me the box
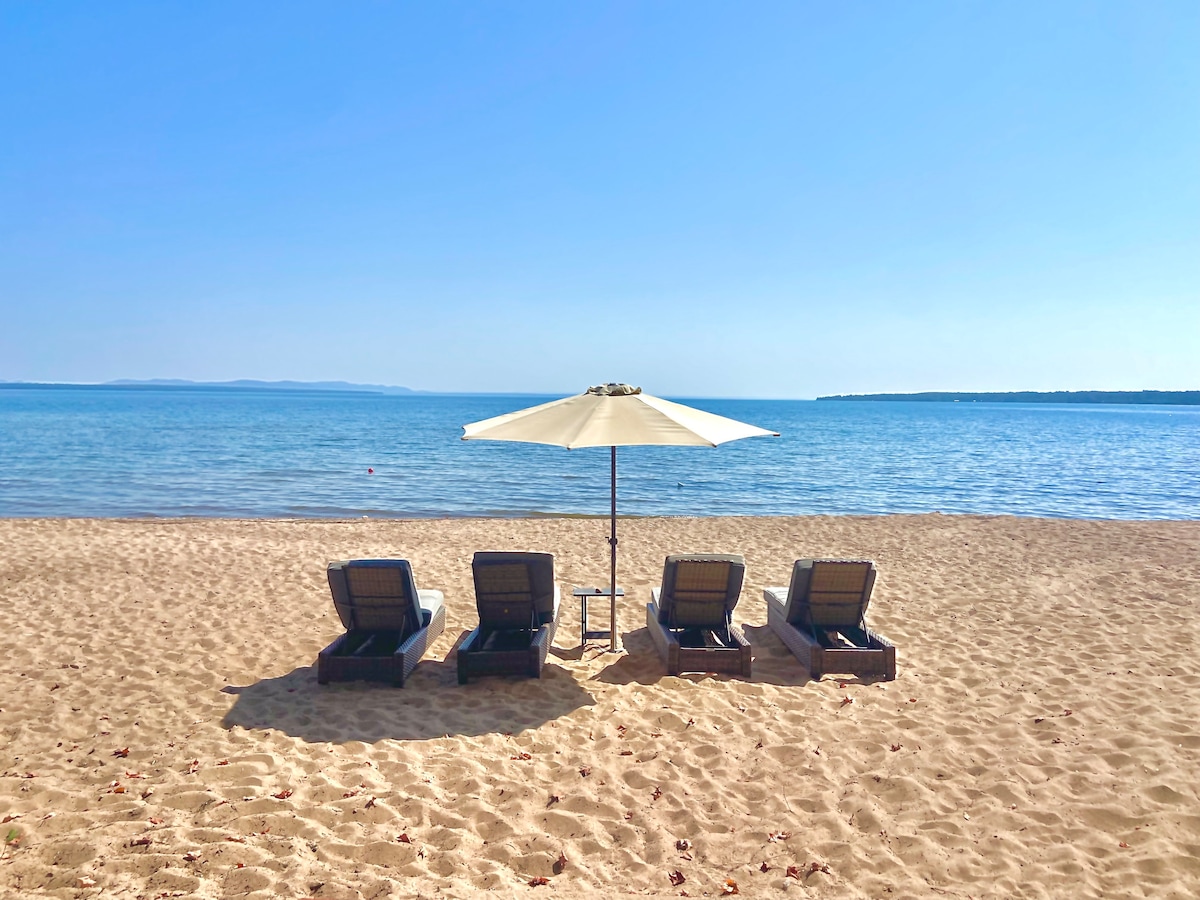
[317,559,447,687]
[764,559,896,680]
[457,551,561,684]
[646,554,752,677]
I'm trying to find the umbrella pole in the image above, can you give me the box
[609,445,618,652]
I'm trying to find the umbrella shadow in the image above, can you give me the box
[221,638,596,743]
[589,626,668,685]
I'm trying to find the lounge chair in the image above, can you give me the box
[457,551,561,684]
[317,559,447,687]
[646,554,752,677]
[764,559,896,680]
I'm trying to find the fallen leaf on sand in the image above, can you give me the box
[840,696,854,706]
[225,836,246,843]
[528,875,549,886]
[1119,841,1130,848]
[579,766,592,777]
[652,787,663,801]
[554,851,568,874]
[547,795,560,807]
[668,870,686,886]
[183,850,201,862]
[217,759,229,766]
[760,861,771,872]
[785,866,802,879]
[148,817,163,825]
[365,797,377,809]
[767,830,791,843]
[891,743,902,752]
[129,837,153,847]
[1,815,19,824]
[77,876,97,888]
[619,750,633,756]
[808,861,831,875]
[113,748,130,758]
[396,833,411,843]
[511,752,532,761]
[186,760,200,774]
[675,839,691,851]
[272,790,293,800]
[722,879,740,895]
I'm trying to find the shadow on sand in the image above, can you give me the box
[221,634,596,743]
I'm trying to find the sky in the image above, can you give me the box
[1,2,1197,399]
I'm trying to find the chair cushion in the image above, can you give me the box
[327,559,423,635]
[656,554,745,628]
[472,551,557,627]
[784,559,876,629]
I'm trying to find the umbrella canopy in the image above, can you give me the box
[462,384,778,651]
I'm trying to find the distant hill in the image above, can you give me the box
[105,379,418,394]
[817,390,1200,405]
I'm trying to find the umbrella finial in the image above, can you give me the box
[588,383,642,396]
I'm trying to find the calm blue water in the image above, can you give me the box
[1,387,1197,520]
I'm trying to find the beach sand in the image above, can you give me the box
[1,515,1198,899]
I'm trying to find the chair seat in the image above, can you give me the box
[647,554,751,678]
[457,552,561,684]
[765,571,896,681]
[318,561,446,688]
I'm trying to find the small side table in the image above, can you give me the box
[572,586,624,647]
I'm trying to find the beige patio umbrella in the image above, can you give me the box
[462,384,778,651]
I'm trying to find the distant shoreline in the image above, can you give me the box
[817,390,1200,405]
[4,383,1199,405]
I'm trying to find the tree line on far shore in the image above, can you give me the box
[817,390,1200,405]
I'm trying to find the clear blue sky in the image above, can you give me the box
[2,2,1197,398]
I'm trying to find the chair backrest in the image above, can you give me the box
[784,559,876,631]
[327,559,423,635]
[472,551,557,629]
[656,554,745,629]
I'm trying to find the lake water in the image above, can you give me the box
[1,386,1197,520]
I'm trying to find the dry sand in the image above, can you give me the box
[1,515,1198,899]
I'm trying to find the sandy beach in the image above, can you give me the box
[2,514,1198,899]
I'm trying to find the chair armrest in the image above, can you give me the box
[763,587,788,605]
[418,589,445,627]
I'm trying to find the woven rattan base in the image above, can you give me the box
[317,603,446,687]
[765,590,895,680]
[645,601,752,677]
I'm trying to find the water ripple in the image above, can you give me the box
[1,388,1198,520]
